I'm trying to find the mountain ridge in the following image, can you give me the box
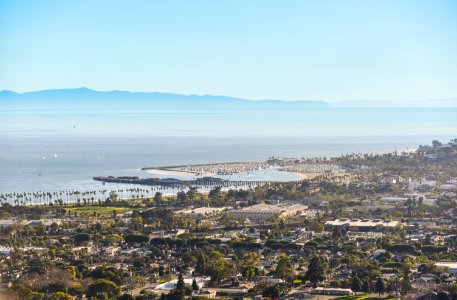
[1,88,456,109]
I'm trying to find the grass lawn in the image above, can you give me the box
[66,206,132,216]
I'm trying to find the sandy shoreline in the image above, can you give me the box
[291,172,322,181]
[143,168,214,177]
[292,172,354,182]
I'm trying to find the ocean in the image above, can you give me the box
[0,107,456,197]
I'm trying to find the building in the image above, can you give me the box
[435,262,457,274]
[380,197,408,204]
[227,203,308,221]
[325,218,400,231]
[0,220,15,228]
[177,206,227,218]
[311,287,352,295]
[26,219,62,227]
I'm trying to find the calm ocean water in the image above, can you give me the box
[0,107,456,194]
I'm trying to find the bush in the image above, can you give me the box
[50,292,73,300]
[387,244,415,253]
[125,234,149,244]
[73,233,90,245]
[383,262,403,268]
[421,245,448,254]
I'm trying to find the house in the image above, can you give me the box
[0,247,12,256]
[0,220,15,228]
[103,247,120,256]
[435,262,457,274]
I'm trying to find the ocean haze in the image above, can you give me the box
[1,88,456,138]
[0,135,453,194]
[0,88,456,193]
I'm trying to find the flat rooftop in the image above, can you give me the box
[231,203,308,214]
[325,218,399,228]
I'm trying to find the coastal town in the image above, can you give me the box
[1,139,457,300]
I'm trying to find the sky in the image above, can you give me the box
[0,0,456,101]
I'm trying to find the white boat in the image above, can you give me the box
[54,153,58,159]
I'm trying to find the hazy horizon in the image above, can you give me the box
[1,87,457,106]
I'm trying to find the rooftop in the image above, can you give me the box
[325,218,399,228]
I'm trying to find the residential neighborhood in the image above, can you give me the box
[1,140,457,300]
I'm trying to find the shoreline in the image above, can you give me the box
[291,172,321,181]
[143,168,214,177]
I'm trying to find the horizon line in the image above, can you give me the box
[1,86,457,104]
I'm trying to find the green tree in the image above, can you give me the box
[400,266,412,295]
[176,273,185,291]
[275,254,295,283]
[207,251,232,284]
[73,233,90,246]
[191,278,199,291]
[304,256,327,287]
[186,187,198,202]
[154,192,163,204]
[208,187,223,206]
[362,280,371,294]
[240,251,261,281]
[86,279,120,299]
[375,277,386,296]
[176,191,187,204]
[194,253,206,275]
[109,191,118,202]
[309,222,324,233]
[351,275,361,294]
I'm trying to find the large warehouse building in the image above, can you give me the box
[227,203,308,221]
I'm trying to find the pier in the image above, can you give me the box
[93,176,277,187]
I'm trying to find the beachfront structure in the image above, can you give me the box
[159,178,181,185]
[195,177,225,183]
[227,203,308,221]
[325,218,400,231]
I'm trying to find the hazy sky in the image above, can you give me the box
[1,0,456,101]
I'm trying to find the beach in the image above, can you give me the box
[143,168,213,177]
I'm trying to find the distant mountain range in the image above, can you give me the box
[0,88,456,109]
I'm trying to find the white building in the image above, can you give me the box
[325,218,400,231]
[227,203,308,221]
[177,207,227,218]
